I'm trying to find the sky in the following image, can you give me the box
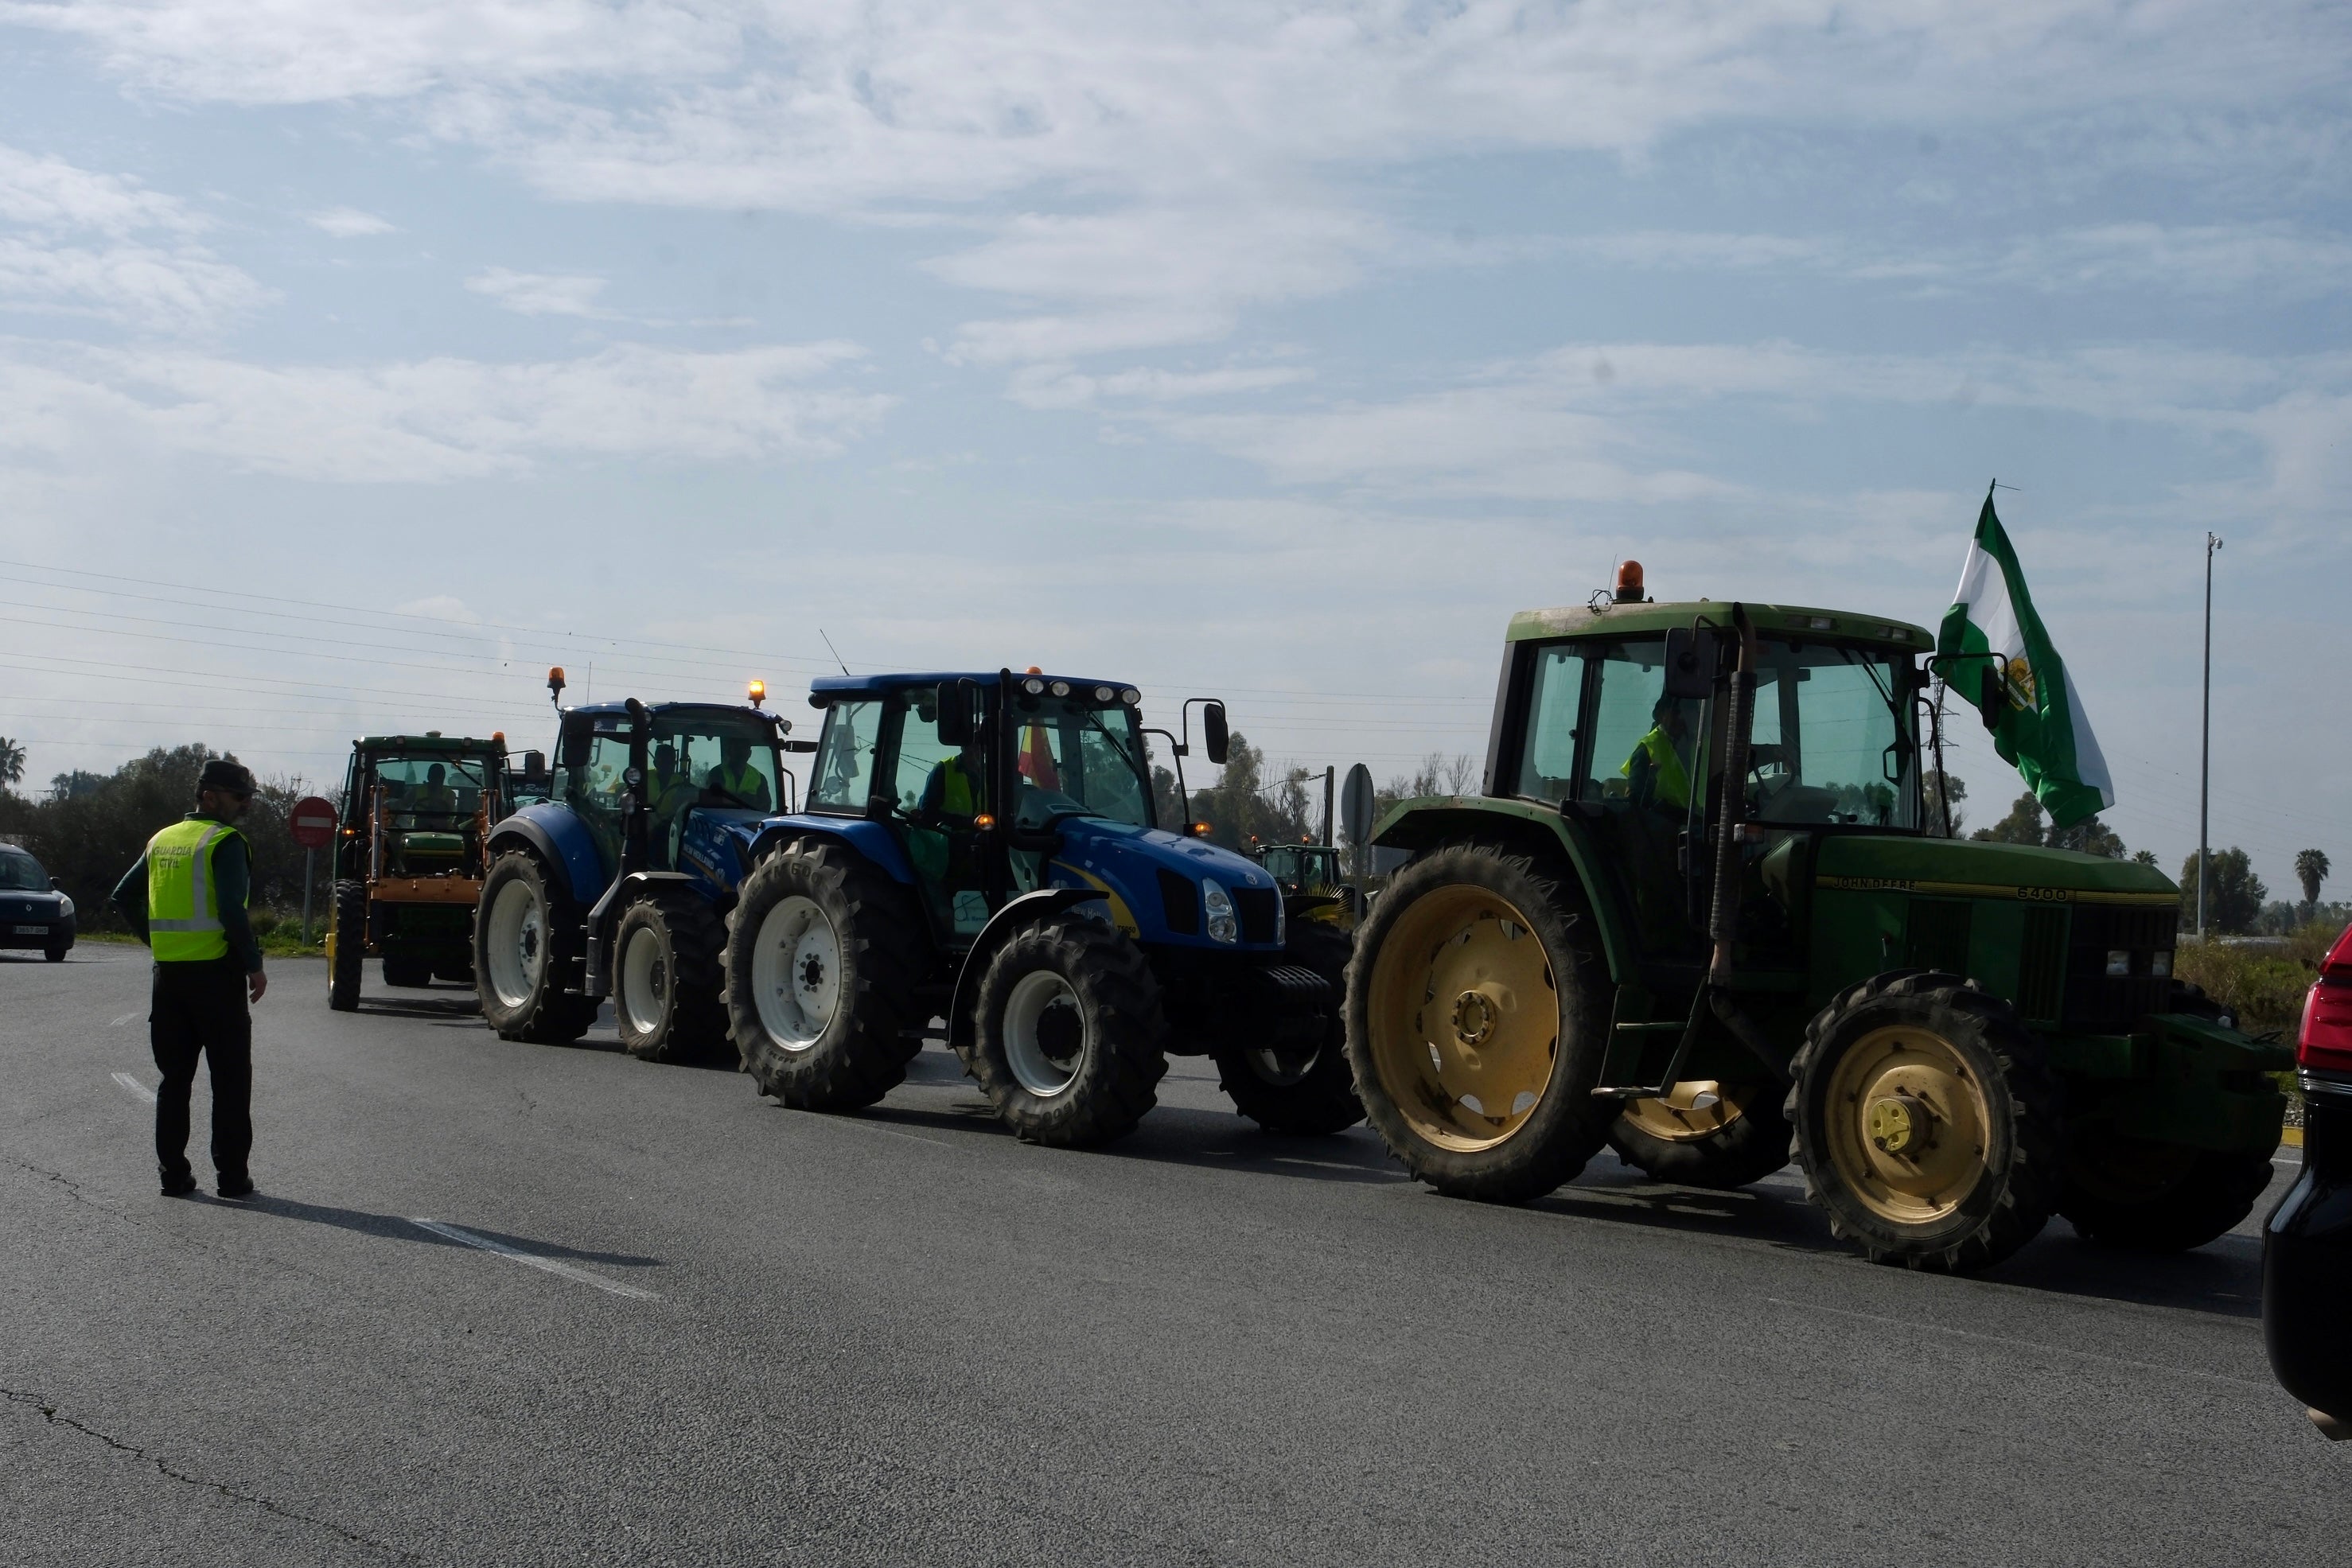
[0,2,2345,901]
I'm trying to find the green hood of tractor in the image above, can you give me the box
[1812,835,2176,901]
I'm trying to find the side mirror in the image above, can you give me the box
[1663,628,1716,701]
[936,679,974,746]
[556,729,591,769]
[1203,702,1230,766]
[521,750,546,778]
[50,877,62,890]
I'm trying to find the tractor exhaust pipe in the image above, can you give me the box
[1707,604,1758,986]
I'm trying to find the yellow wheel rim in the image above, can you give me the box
[1365,884,1557,1151]
[1822,1024,1992,1226]
[1620,1081,1751,1143]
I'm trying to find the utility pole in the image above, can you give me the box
[2198,531,2222,938]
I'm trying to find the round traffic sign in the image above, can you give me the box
[1340,763,1376,848]
[289,795,338,850]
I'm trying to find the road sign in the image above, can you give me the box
[1340,764,1375,849]
[289,796,337,850]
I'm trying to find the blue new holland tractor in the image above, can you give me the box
[473,668,809,1062]
[721,670,1359,1146]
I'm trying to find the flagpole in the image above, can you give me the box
[2198,531,2222,938]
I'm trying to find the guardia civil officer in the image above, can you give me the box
[111,759,270,1198]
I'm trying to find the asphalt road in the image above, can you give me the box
[5,945,2342,1568]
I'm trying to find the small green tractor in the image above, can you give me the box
[1345,574,2288,1273]
[1252,840,1356,929]
[329,733,510,1010]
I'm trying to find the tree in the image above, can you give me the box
[2297,849,2332,919]
[2049,815,2127,859]
[2179,846,2266,936]
[0,735,22,791]
[2132,850,2159,867]
[1971,792,2046,846]
[1180,732,1318,852]
[1923,771,1967,835]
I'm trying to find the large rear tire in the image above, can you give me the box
[1788,971,2061,1273]
[327,878,364,1012]
[475,850,598,1045]
[614,889,730,1064]
[1607,1080,1792,1189]
[725,842,927,1110]
[1213,921,1364,1136]
[2058,1130,2276,1252]
[964,915,1169,1147]
[1343,843,1610,1202]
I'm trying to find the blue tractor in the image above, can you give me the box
[719,670,1360,1146]
[473,668,808,1062]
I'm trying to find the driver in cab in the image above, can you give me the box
[1622,693,1697,813]
[704,736,773,811]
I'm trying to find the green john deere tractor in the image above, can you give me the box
[1344,574,2289,1273]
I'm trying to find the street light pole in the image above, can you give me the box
[2198,531,2222,938]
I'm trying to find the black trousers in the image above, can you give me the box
[150,958,252,1182]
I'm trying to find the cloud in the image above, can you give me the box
[20,3,2350,364]
[309,207,396,237]
[465,266,612,318]
[0,141,263,333]
[1004,361,1313,410]
[0,337,894,481]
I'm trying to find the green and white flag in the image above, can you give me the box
[1933,489,2114,829]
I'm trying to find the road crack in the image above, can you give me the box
[3,1386,424,1563]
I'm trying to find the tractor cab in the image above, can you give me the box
[789,669,1274,956]
[329,731,510,1006]
[545,697,794,894]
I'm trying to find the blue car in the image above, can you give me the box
[0,843,76,961]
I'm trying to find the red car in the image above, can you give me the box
[2265,921,2352,1438]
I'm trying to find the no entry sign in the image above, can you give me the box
[289,796,338,850]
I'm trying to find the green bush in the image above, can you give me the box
[2174,920,2346,1034]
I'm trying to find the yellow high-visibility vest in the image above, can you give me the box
[145,818,246,963]
[1622,726,1692,811]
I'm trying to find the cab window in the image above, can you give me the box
[1513,644,1587,803]
[810,700,881,814]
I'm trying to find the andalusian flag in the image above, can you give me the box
[1933,489,2115,829]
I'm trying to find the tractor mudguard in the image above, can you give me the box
[947,888,1112,1056]
[489,803,609,908]
[745,815,917,885]
[1369,795,1637,985]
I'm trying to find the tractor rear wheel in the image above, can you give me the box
[614,889,729,1064]
[1788,971,2061,1273]
[1213,921,1364,1136]
[1608,1080,1792,1189]
[964,915,1169,1147]
[725,842,926,1110]
[1343,843,1610,1203]
[383,954,434,988]
[2058,1127,2275,1251]
[476,850,599,1045]
[327,878,364,1012]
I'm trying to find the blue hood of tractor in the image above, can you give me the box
[1039,816,1284,951]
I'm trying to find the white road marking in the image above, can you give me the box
[110,1072,156,1103]
[407,1218,660,1301]
[108,1010,142,1028]
[1767,1297,2271,1391]
[827,1117,959,1150]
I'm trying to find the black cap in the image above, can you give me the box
[199,759,256,796]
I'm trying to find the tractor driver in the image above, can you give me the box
[1622,692,1697,814]
[704,736,773,811]
[648,741,684,815]
[412,763,458,817]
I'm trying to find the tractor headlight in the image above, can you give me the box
[2105,949,2132,977]
[1203,880,1238,944]
[2150,949,2172,979]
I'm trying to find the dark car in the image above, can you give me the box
[2264,920,2352,1440]
[0,844,76,962]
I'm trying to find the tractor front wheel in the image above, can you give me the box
[726,842,926,1109]
[614,890,729,1064]
[2058,1127,2276,1252]
[1608,1080,1792,1189]
[475,851,598,1045]
[965,915,1169,1147]
[1788,970,2061,1272]
[1213,921,1364,1136]
[327,878,364,1012]
[1343,843,1610,1202]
